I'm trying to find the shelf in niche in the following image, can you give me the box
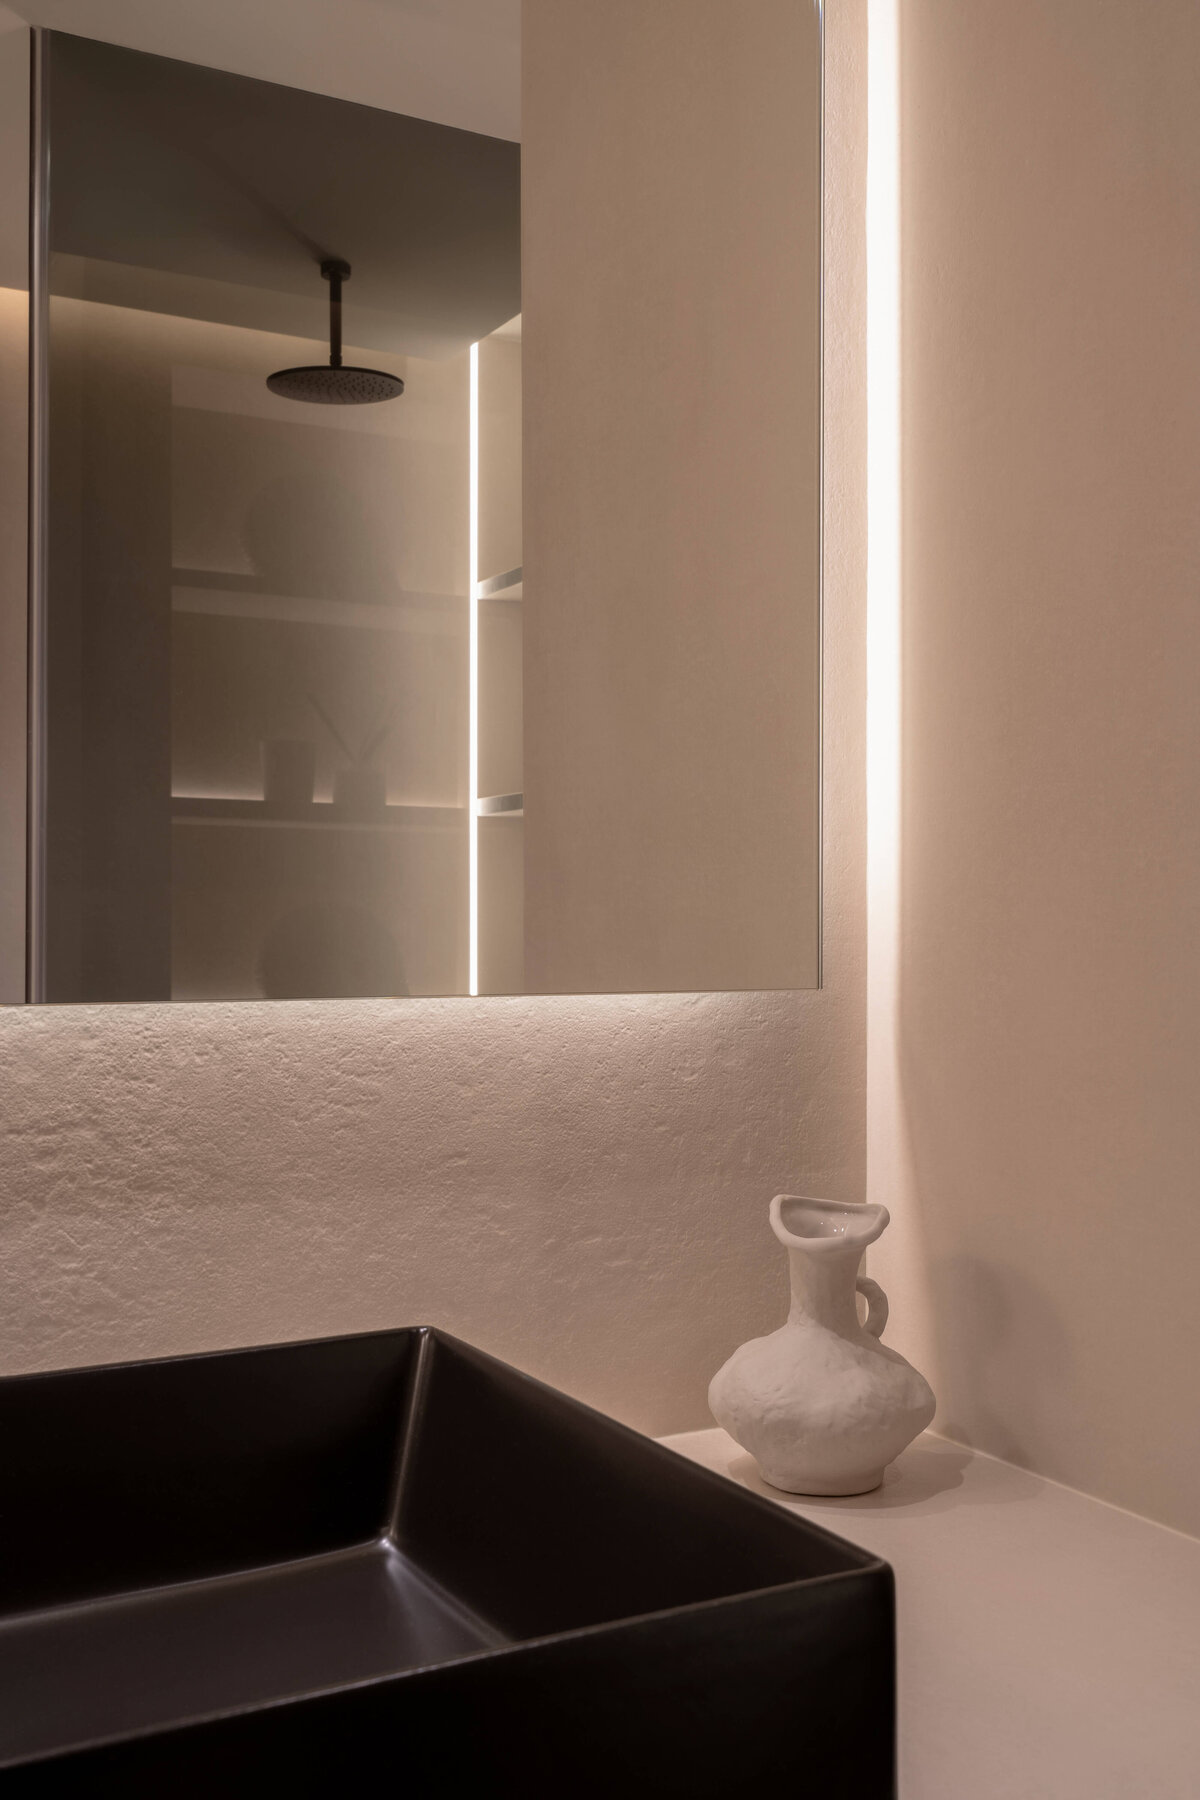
[171,797,463,833]
[476,566,522,601]
[476,793,524,818]
[171,569,462,635]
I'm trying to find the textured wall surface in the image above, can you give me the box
[895,0,1200,1534]
[0,2,868,1434]
[0,987,862,1433]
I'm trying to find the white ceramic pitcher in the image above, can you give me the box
[708,1195,935,1496]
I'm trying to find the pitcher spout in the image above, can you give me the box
[769,1194,889,1255]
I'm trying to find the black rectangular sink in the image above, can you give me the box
[0,1328,895,1795]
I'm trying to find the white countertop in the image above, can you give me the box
[660,1429,1200,1800]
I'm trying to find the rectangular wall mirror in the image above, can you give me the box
[15,6,821,1004]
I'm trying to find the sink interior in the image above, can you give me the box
[0,1542,503,1764]
[0,1328,873,1770]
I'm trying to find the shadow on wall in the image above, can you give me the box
[258,902,409,999]
[242,471,406,602]
[927,1253,1077,1470]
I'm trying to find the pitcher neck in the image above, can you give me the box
[786,1246,861,1334]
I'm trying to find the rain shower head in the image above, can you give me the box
[267,364,404,404]
[267,260,405,405]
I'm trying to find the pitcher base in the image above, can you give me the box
[759,1466,885,1497]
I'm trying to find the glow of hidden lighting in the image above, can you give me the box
[866,0,902,1192]
[468,341,480,997]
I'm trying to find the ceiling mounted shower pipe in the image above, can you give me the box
[267,260,405,405]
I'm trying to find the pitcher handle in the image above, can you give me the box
[856,1275,889,1338]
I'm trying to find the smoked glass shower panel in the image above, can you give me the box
[35,30,520,1002]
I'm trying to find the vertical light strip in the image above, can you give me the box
[864,0,934,1378]
[468,341,480,996]
[865,0,902,1203]
[26,30,50,1003]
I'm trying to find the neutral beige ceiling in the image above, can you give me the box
[0,3,520,350]
[8,0,520,139]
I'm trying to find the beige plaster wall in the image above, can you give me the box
[0,4,868,1433]
[891,0,1200,1534]
[522,0,822,995]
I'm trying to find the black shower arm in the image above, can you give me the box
[321,259,351,369]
